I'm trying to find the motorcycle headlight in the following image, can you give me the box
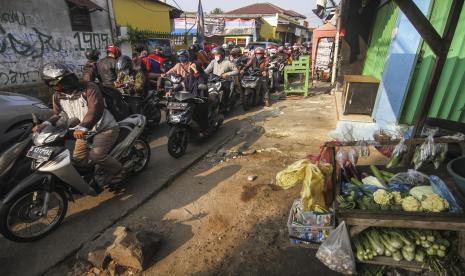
[214,82,222,91]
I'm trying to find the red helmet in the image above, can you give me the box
[210,43,218,49]
[254,47,265,55]
[106,45,121,57]
[266,44,276,50]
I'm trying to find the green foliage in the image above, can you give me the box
[210,8,224,14]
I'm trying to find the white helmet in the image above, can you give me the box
[269,48,277,57]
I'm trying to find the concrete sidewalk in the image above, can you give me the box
[0,112,250,276]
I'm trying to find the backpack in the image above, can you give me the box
[98,85,130,121]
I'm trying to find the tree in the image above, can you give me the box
[210,8,224,14]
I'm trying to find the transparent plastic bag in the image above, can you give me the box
[336,149,348,168]
[347,147,359,167]
[389,169,430,187]
[357,140,370,158]
[316,221,356,274]
[429,175,464,214]
[413,129,438,169]
[386,138,407,168]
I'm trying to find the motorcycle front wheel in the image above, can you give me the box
[168,129,189,158]
[0,188,68,242]
[242,88,254,111]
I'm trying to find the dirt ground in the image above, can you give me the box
[52,93,342,275]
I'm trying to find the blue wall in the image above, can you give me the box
[372,0,432,128]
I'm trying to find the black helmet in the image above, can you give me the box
[116,55,133,75]
[211,47,225,57]
[189,43,201,53]
[134,43,146,53]
[41,62,79,91]
[230,47,241,57]
[85,49,100,61]
[227,41,235,49]
[177,49,189,57]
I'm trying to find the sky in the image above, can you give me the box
[165,0,325,27]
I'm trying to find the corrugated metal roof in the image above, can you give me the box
[428,2,465,123]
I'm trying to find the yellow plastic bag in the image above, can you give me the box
[276,159,309,189]
[301,163,332,211]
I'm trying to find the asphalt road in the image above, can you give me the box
[0,112,248,276]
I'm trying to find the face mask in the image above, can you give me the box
[178,56,188,63]
[214,55,221,61]
[256,54,264,60]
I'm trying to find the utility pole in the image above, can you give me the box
[330,4,341,87]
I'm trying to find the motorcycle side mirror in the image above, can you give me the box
[69,118,81,128]
[31,113,39,125]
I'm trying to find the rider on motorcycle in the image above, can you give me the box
[241,47,271,107]
[97,45,121,88]
[114,55,146,96]
[204,47,239,79]
[82,49,100,82]
[189,43,210,69]
[164,49,207,97]
[229,47,246,103]
[35,63,123,185]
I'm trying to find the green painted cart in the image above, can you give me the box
[283,55,310,96]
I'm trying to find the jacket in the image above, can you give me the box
[204,59,239,77]
[97,57,117,87]
[49,82,117,132]
[82,60,99,82]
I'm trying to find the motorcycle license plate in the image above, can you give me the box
[26,146,54,161]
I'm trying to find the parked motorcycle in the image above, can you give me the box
[240,68,264,111]
[0,114,150,242]
[0,124,33,196]
[166,74,223,158]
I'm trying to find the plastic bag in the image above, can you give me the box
[429,175,464,214]
[347,147,359,167]
[342,182,363,200]
[276,159,309,189]
[336,149,348,168]
[413,129,438,169]
[386,138,407,168]
[300,163,331,210]
[316,221,356,274]
[389,169,430,187]
[357,140,370,158]
[387,183,411,193]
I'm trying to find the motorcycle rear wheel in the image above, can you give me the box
[131,139,151,174]
[168,129,189,158]
[0,188,67,242]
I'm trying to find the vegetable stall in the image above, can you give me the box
[277,132,465,275]
[331,135,465,274]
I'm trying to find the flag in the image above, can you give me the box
[196,0,205,45]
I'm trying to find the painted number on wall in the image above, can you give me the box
[74,32,109,51]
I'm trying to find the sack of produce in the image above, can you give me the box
[389,169,430,187]
[316,221,356,274]
[276,159,309,189]
[301,163,330,210]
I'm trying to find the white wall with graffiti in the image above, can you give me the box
[0,0,113,89]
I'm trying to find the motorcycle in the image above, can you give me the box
[0,114,150,242]
[267,60,285,92]
[0,124,33,196]
[210,74,236,114]
[240,68,263,111]
[166,74,223,158]
[123,90,162,128]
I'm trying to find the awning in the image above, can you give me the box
[67,0,103,12]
